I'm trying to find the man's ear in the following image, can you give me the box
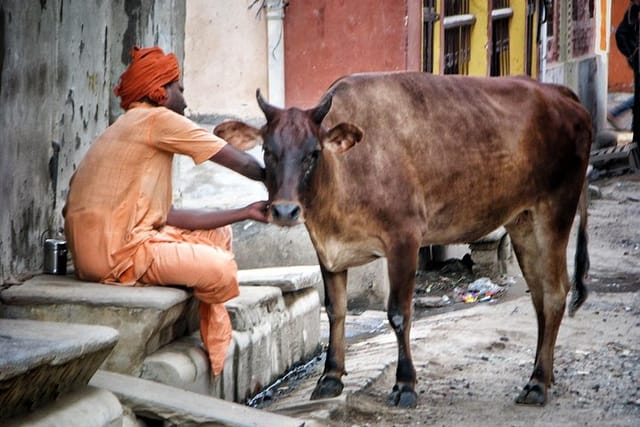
[213,121,263,151]
[322,123,364,154]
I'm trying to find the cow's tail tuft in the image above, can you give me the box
[569,182,589,317]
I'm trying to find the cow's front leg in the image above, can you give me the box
[386,241,419,408]
[310,264,348,400]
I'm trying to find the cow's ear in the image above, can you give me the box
[213,121,263,151]
[322,123,364,154]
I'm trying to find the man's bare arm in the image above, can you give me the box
[210,145,265,182]
[166,201,269,230]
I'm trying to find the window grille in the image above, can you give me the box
[422,0,438,73]
[443,0,474,75]
[525,0,536,75]
[490,1,512,76]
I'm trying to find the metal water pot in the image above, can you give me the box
[43,238,67,275]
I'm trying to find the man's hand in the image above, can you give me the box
[244,201,270,223]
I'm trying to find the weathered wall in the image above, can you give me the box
[183,0,267,123]
[283,0,420,108]
[0,0,185,283]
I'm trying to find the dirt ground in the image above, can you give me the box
[321,173,640,426]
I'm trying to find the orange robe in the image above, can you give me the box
[64,102,237,375]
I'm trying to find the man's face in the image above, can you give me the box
[162,80,187,115]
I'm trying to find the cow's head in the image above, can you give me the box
[214,90,363,226]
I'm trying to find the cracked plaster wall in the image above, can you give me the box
[0,0,185,283]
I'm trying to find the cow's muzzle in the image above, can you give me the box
[271,202,302,225]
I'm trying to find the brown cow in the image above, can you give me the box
[215,72,592,408]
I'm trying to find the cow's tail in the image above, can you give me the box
[568,179,590,317]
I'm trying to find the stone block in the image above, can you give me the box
[0,275,197,375]
[0,319,119,420]
[469,227,518,278]
[90,370,305,427]
[140,284,321,403]
[224,285,284,331]
[238,265,322,293]
[3,386,123,427]
[281,288,322,365]
[139,334,211,396]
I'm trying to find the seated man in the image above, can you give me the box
[63,46,269,376]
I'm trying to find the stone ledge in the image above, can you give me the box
[1,274,191,309]
[0,275,198,375]
[0,319,119,420]
[90,370,305,427]
[3,386,123,427]
[142,287,321,403]
[238,265,322,293]
[224,285,284,332]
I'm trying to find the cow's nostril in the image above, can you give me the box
[289,205,301,220]
[272,204,301,222]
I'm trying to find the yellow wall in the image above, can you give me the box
[510,3,526,75]
[432,1,441,73]
[430,0,539,78]
[469,0,489,76]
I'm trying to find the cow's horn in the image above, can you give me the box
[256,89,278,122]
[311,94,333,125]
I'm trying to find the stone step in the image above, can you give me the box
[3,386,124,427]
[0,267,323,406]
[237,265,322,292]
[90,369,306,427]
[141,285,321,403]
[0,319,119,420]
[0,274,199,375]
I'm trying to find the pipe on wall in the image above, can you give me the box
[266,0,286,107]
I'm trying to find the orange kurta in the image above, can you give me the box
[64,102,236,374]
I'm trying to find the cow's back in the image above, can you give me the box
[317,72,591,245]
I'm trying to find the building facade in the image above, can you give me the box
[0,0,611,283]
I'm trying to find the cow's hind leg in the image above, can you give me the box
[311,265,348,400]
[385,239,419,408]
[505,206,573,405]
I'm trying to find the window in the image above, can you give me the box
[490,0,512,76]
[443,0,475,75]
[422,0,438,73]
[524,0,536,75]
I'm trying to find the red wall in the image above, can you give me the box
[283,0,421,108]
[609,2,634,92]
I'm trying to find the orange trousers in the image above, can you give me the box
[140,225,239,376]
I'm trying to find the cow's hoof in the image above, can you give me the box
[386,384,417,408]
[310,375,343,400]
[515,381,546,405]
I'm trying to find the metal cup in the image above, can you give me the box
[43,238,67,275]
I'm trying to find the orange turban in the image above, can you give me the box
[114,46,180,110]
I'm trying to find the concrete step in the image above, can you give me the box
[90,369,307,427]
[0,274,199,375]
[0,319,119,420]
[141,272,322,403]
[3,386,124,427]
[0,267,322,407]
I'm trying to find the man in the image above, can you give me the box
[614,0,640,141]
[63,46,269,375]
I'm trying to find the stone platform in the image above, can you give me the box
[140,266,322,403]
[0,275,198,375]
[0,266,322,422]
[0,319,119,421]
